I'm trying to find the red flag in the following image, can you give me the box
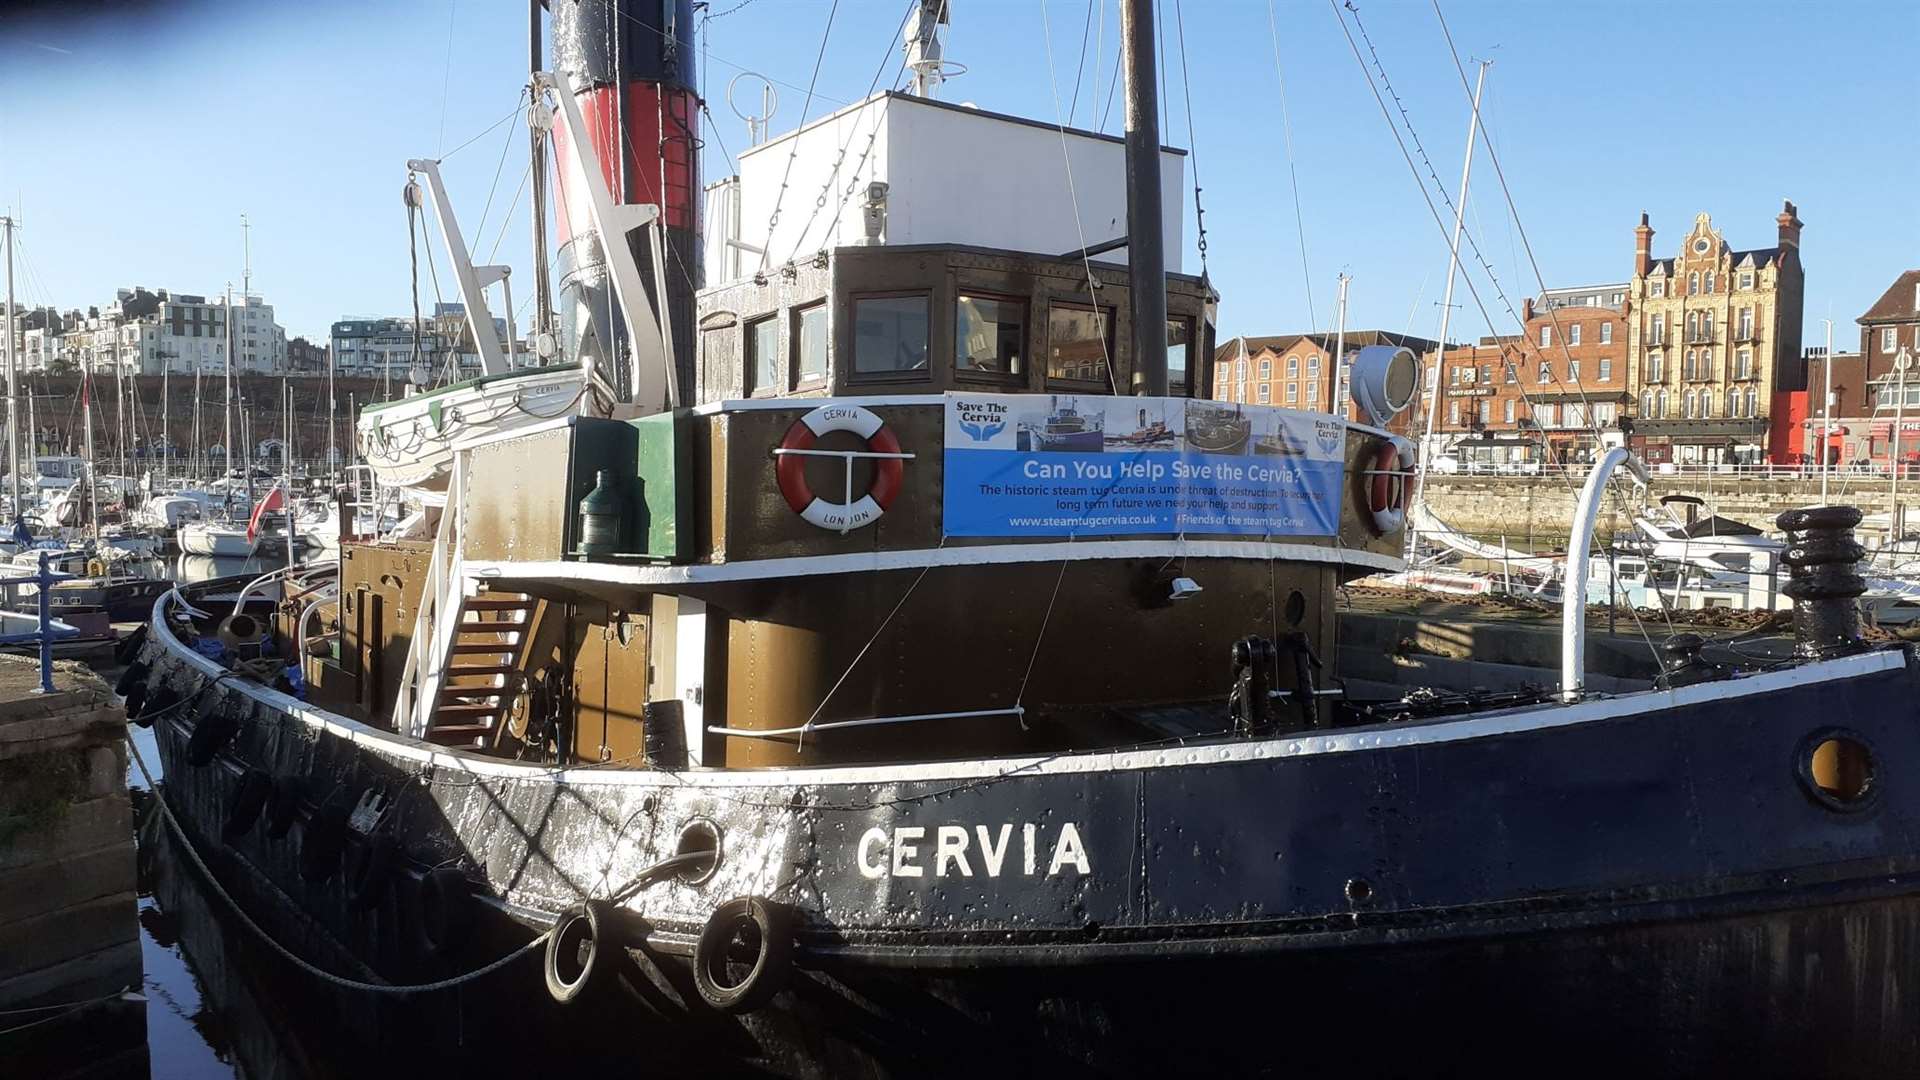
[247,485,286,543]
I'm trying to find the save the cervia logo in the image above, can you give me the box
[955,399,1009,442]
[1314,418,1344,456]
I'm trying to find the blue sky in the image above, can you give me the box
[1,0,1915,349]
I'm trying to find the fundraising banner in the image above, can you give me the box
[942,393,1346,538]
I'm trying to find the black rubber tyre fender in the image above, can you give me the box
[416,867,474,956]
[131,686,179,730]
[121,680,149,722]
[298,802,351,884]
[692,896,795,1014]
[114,625,148,667]
[344,834,396,912]
[544,900,620,1005]
[113,659,149,697]
[221,769,273,844]
[186,706,241,767]
[264,780,300,839]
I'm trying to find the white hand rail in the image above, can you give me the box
[1562,446,1650,702]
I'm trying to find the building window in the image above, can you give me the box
[1478,400,1491,425]
[1260,357,1272,377]
[1258,384,1271,403]
[1727,388,1740,417]
[1704,271,1715,294]
[1540,326,1553,348]
[1307,354,1321,374]
[1702,310,1714,339]
[1478,364,1491,385]
[1886,328,1900,353]
[1504,361,1516,384]
[1599,358,1613,382]
[1569,324,1582,346]
[1656,388,1668,416]
[850,294,930,377]
[1450,366,1461,386]
[1285,382,1298,403]
[1168,319,1193,395]
[1569,359,1581,382]
[1650,279,1665,298]
[1538,360,1551,383]
[1236,358,1248,381]
[1046,302,1112,385]
[1684,350,1697,380]
[1448,400,1459,426]
[1286,355,1299,376]
[1699,392,1712,418]
[1688,272,1700,294]
[1650,314,1665,345]
[1306,381,1319,403]
[1737,307,1754,340]
[955,294,1025,376]
[1745,386,1757,417]
[1539,403,1557,428]
[1739,271,1754,289]
[1683,390,1696,418]
[1641,390,1654,417]
[796,303,828,382]
[1649,351,1665,382]
[1504,398,1516,424]
[1734,348,1752,380]
[745,316,780,394]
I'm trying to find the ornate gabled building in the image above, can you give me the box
[1625,202,1806,464]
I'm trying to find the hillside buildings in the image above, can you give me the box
[5,286,290,375]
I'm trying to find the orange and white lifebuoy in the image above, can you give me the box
[1365,437,1415,534]
[776,404,905,532]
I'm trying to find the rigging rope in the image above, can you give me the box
[1039,0,1120,395]
[1170,0,1207,282]
[125,733,551,994]
[756,0,843,272]
[1266,0,1317,333]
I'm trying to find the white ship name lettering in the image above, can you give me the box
[858,822,1089,879]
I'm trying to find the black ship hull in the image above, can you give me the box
[136,590,1920,1077]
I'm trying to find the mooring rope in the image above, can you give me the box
[124,734,551,995]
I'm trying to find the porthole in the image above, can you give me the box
[674,819,724,884]
[1796,728,1878,812]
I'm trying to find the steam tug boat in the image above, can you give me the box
[125,2,1920,1075]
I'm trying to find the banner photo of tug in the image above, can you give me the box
[942,392,1346,538]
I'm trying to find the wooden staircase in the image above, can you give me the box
[422,590,539,747]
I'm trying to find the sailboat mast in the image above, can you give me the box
[528,0,553,342]
[81,367,97,541]
[1407,59,1489,555]
[1121,0,1168,396]
[223,285,234,492]
[2,215,19,519]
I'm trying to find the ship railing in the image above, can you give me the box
[706,705,1025,742]
[394,453,471,738]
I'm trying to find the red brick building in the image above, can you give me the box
[1796,270,1920,467]
[1420,290,1632,465]
[1212,330,1441,433]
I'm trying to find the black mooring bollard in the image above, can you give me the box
[1776,505,1867,659]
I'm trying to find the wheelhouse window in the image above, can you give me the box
[851,294,931,377]
[1167,318,1193,395]
[795,303,829,384]
[955,294,1026,377]
[747,315,780,395]
[1046,301,1113,386]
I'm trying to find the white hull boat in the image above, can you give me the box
[177,522,261,558]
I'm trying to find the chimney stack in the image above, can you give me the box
[1777,199,1803,250]
[1633,212,1654,277]
[1522,296,1535,322]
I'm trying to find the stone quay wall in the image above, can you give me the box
[0,657,139,1012]
[1419,472,1900,546]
